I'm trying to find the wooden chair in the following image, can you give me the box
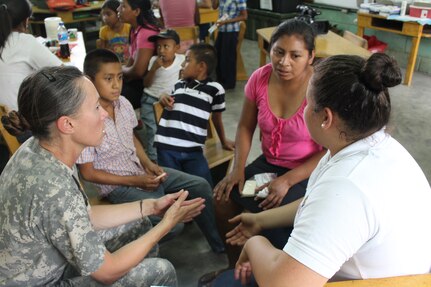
[0,105,21,157]
[153,102,234,183]
[325,273,431,287]
[343,30,368,49]
[170,26,199,44]
[236,21,248,81]
[170,26,199,53]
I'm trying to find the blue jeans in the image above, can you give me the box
[106,167,224,253]
[140,92,158,162]
[230,155,307,249]
[157,149,214,187]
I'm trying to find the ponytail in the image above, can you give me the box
[0,0,32,58]
[0,3,12,57]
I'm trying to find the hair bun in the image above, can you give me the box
[1,110,30,137]
[360,53,402,92]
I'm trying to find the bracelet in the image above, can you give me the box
[139,200,145,222]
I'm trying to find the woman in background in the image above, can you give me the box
[158,0,199,52]
[0,0,61,111]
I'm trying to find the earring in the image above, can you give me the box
[321,123,325,128]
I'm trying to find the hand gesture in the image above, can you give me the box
[234,249,253,286]
[161,190,205,228]
[159,94,175,110]
[221,138,235,151]
[144,162,165,178]
[256,175,291,210]
[134,174,161,190]
[226,213,262,246]
[151,56,163,71]
[213,168,245,201]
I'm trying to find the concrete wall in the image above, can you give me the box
[315,7,431,75]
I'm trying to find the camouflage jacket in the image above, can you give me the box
[0,138,105,286]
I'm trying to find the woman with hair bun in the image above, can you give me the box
[0,66,205,286]
[0,0,61,111]
[224,53,431,286]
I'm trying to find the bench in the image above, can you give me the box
[325,273,431,287]
[153,101,234,184]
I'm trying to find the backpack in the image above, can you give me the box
[45,0,75,11]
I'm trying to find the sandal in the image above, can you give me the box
[197,268,229,287]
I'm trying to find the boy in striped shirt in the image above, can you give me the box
[154,43,235,186]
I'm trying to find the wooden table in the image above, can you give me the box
[357,12,431,86]
[324,273,431,287]
[257,27,371,67]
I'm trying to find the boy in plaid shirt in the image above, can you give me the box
[213,0,247,89]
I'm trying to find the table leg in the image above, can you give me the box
[357,26,365,38]
[258,35,266,67]
[404,35,421,86]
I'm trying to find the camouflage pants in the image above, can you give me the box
[59,217,177,287]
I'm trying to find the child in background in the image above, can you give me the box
[213,0,247,89]
[99,0,131,63]
[77,48,225,253]
[155,43,235,186]
[142,29,185,162]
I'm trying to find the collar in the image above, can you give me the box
[328,128,388,164]
[183,77,211,89]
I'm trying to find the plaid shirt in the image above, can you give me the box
[77,96,145,196]
[218,0,247,32]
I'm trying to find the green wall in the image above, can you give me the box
[315,7,431,75]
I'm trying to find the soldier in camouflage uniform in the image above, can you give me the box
[0,66,204,286]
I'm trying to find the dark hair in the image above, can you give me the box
[188,43,217,76]
[15,66,86,139]
[310,53,402,140]
[269,19,315,55]
[127,0,161,31]
[84,48,121,79]
[0,0,32,57]
[102,0,120,11]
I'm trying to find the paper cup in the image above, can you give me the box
[44,17,61,40]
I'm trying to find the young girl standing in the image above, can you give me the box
[98,0,131,63]
[118,0,161,110]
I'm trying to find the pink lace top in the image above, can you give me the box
[245,64,323,169]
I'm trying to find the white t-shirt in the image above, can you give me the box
[284,129,431,281]
[0,32,62,110]
[143,53,185,99]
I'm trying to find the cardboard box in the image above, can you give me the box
[409,5,431,18]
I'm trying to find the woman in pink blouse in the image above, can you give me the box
[213,19,325,269]
[118,0,161,109]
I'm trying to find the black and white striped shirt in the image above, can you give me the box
[154,78,225,151]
